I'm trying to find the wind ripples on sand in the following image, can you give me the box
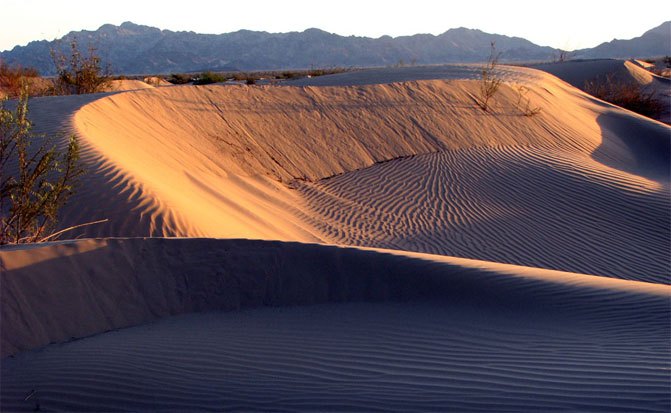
[299,147,669,283]
[2,301,669,412]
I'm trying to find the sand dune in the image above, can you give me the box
[300,146,669,283]
[530,59,671,123]
[2,64,669,411]
[48,64,668,278]
[1,238,669,411]
[99,79,155,92]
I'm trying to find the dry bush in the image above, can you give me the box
[584,74,663,119]
[51,39,111,95]
[477,42,502,112]
[1,89,84,244]
[514,86,542,117]
[167,73,193,85]
[0,61,41,98]
[193,71,226,85]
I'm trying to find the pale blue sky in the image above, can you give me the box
[2,0,668,52]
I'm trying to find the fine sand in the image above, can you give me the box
[1,63,669,411]
[2,238,669,411]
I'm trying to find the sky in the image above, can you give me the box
[2,0,668,52]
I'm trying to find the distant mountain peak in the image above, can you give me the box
[1,22,667,74]
[643,21,670,36]
[577,20,670,58]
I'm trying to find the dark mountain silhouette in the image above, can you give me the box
[1,21,668,75]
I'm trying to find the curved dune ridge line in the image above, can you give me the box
[99,79,155,92]
[70,66,604,242]
[64,64,669,279]
[1,238,669,411]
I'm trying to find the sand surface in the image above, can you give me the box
[3,301,668,412]
[530,59,671,123]
[2,63,670,411]
[2,238,669,411]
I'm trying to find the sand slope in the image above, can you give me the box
[300,146,669,283]
[45,65,668,280]
[530,59,671,123]
[1,238,669,411]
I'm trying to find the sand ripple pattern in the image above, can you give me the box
[300,147,670,283]
[2,300,669,412]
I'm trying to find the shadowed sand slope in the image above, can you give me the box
[299,147,669,283]
[1,238,669,411]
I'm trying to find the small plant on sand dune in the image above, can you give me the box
[1,88,85,244]
[514,85,542,117]
[584,74,663,119]
[51,39,111,95]
[477,42,502,112]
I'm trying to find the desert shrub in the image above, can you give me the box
[51,39,111,94]
[167,73,192,84]
[0,61,41,98]
[1,89,84,244]
[193,71,226,85]
[514,86,542,117]
[232,73,248,81]
[245,77,256,85]
[477,42,502,112]
[584,74,663,119]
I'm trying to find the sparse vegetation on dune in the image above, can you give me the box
[166,67,352,86]
[476,42,502,112]
[167,73,193,85]
[0,89,84,244]
[514,85,542,117]
[193,71,226,85]
[0,61,49,98]
[51,39,111,95]
[584,74,664,119]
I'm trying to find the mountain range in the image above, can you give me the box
[1,21,669,75]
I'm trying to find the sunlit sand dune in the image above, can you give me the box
[2,64,669,411]
[58,65,670,278]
